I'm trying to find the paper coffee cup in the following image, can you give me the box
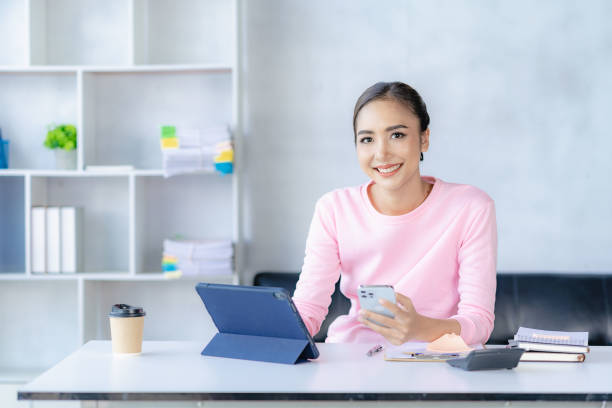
[109,304,146,354]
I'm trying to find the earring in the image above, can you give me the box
[420,152,424,161]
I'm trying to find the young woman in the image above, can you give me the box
[292,82,497,346]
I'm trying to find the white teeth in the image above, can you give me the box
[377,164,401,173]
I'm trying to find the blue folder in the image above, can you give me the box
[195,283,319,364]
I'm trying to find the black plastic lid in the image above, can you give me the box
[109,304,145,318]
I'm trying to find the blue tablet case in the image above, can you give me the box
[195,283,319,364]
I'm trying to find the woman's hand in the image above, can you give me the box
[357,292,461,345]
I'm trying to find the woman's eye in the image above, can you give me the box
[359,137,373,144]
[391,132,405,139]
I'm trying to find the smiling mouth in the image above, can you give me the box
[375,163,402,174]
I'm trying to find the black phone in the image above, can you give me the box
[446,348,524,371]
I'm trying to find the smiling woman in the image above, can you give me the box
[354,89,430,216]
[292,82,498,346]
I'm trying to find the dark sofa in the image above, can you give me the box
[254,272,612,345]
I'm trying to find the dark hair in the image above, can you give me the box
[352,82,430,144]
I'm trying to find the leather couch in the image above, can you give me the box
[254,272,612,345]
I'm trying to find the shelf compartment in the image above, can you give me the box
[134,174,233,274]
[31,176,130,273]
[0,280,79,373]
[0,72,77,170]
[0,0,28,65]
[82,280,218,344]
[0,176,25,274]
[133,0,235,65]
[82,70,232,170]
[29,0,131,65]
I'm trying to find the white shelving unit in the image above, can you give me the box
[0,0,241,393]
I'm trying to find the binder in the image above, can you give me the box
[60,207,82,273]
[195,283,319,365]
[31,207,46,273]
[46,207,61,274]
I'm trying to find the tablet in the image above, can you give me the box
[195,283,319,362]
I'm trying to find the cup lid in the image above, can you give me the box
[109,304,145,318]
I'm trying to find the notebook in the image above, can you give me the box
[514,327,589,347]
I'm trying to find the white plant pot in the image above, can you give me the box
[54,149,77,170]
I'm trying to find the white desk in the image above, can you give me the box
[18,341,612,403]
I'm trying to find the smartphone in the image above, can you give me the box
[358,285,396,324]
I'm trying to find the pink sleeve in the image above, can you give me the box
[451,200,498,345]
[292,196,342,337]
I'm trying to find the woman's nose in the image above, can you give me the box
[374,140,391,160]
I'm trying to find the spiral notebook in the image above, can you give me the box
[514,327,589,347]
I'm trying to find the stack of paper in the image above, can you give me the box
[162,239,233,278]
[160,125,233,178]
[31,206,83,274]
[508,327,589,362]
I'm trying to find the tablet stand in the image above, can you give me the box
[202,332,311,364]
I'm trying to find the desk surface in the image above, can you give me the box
[18,341,612,401]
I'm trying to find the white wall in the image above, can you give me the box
[240,0,612,283]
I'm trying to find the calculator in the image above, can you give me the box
[446,348,524,371]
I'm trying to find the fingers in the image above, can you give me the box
[394,292,414,310]
[358,315,405,346]
[358,293,418,345]
[359,310,396,328]
[379,298,403,315]
[358,314,394,337]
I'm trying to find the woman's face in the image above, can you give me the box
[355,98,429,193]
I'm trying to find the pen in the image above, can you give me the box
[409,352,460,360]
[412,352,459,356]
[366,344,383,357]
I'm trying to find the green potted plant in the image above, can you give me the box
[44,124,77,170]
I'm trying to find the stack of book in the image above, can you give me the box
[162,238,233,278]
[31,206,82,273]
[508,327,589,362]
[160,125,233,177]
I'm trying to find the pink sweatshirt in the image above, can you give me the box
[293,176,497,345]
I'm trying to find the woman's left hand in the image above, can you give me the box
[357,292,426,345]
